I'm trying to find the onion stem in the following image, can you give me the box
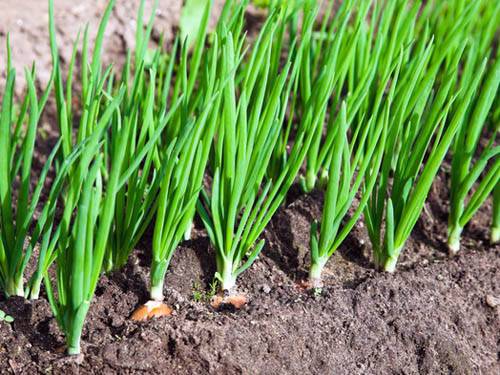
[150,283,165,302]
[5,277,24,298]
[220,264,236,292]
[28,277,42,300]
[150,260,168,301]
[447,225,463,255]
[491,226,500,244]
[382,252,400,274]
[308,257,327,288]
[66,301,89,356]
[302,169,317,193]
[184,223,193,241]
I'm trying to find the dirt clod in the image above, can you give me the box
[130,301,173,321]
[210,293,248,310]
[486,294,500,308]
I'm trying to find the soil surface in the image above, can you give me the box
[0,0,227,94]
[1,1,499,374]
[1,174,499,374]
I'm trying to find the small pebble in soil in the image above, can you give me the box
[111,315,125,327]
[260,284,271,294]
[485,295,500,308]
[186,310,199,321]
[436,274,444,281]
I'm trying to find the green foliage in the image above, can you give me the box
[309,99,388,285]
[40,0,165,355]
[448,57,499,253]
[447,3,500,253]
[180,0,213,48]
[306,0,432,283]
[299,0,376,192]
[197,3,316,291]
[149,0,218,301]
[0,309,14,323]
[192,279,218,302]
[0,0,498,357]
[363,0,493,272]
[0,36,60,298]
[192,282,203,302]
[103,0,162,272]
[253,0,270,7]
[28,0,120,300]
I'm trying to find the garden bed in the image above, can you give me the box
[0,1,498,374]
[1,176,499,374]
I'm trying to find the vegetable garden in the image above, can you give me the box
[0,0,498,373]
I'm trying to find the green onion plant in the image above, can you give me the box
[44,98,124,355]
[148,53,219,301]
[102,0,163,271]
[364,1,491,272]
[39,0,177,354]
[197,4,319,292]
[28,0,118,299]
[445,0,500,252]
[298,0,418,192]
[304,0,411,285]
[308,98,389,286]
[447,55,499,254]
[0,38,60,298]
[147,0,219,302]
[299,0,365,192]
[39,0,123,355]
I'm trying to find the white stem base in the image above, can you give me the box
[28,274,43,300]
[5,277,24,298]
[308,257,327,289]
[150,283,164,302]
[318,169,329,189]
[383,256,398,273]
[300,170,317,193]
[67,343,81,356]
[491,227,500,244]
[184,223,193,241]
[221,270,236,292]
[447,239,460,255]
[447,226,462,255]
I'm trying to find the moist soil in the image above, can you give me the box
[0,173,499,374]
[0,1,499,374]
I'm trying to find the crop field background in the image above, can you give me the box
[0,0,499,374]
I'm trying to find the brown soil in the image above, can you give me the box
[1,173,499,374]
[0,0,228,94]
[0,1,499,374]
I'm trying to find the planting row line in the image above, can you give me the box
[0,0,498,355]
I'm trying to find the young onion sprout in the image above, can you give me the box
[0,37,59,298]
[41,0,181,355]
[365,1,491,271]
[448,56,499,254]
[197,3,317,293]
